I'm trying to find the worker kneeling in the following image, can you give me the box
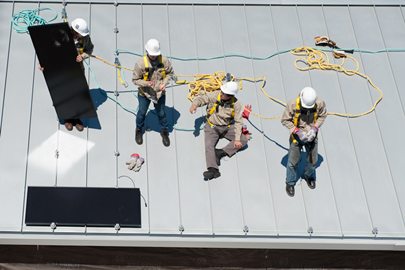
[281,87,327,197]
[189,81,248,180]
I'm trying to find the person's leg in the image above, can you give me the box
[136,94,151,129]
[154,94,168,131]
[221,125,248,157]
[154,94,170,146]
[286,137,302,186]
[135,94,150,145]
[304,140,318,180]
[204,125,220,170]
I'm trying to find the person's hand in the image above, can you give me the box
[147,81,155,87]
[190,105,197,114]
[234,141,242,149]
[76,55,83,62]
[307,126,318,142]
[159,84,166,91]
[38,63,44,72]
[293,127,308,143]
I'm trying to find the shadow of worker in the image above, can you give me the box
[144,105,180,134]
[81,88,108,130]
[281,146,324,182]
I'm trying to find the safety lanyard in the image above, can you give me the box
[292,97,317,144]
[143,55,166,81]
[206,92,235,128]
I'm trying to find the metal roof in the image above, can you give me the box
[1,0,405,250]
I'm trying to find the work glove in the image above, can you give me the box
[293,127,308,143]
[242,105,252,120]
[126,153,139,170]
[307,126,319,142]
[242,124,252,140]
[132,157,144,172]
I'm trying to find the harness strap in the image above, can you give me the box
[141,55,166,96]
[292,97,318,144]
[76,38,84,54]
[143,55,166,81]
[206,92,235,128]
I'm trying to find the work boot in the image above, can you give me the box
[305,176,316,189]
[64,119,73,131]
[203,167,221,180]
[215,149,227,165]
[74,119,84,132]
[161,129,170,147]
[135,128,143,145]
[286,183,295,197]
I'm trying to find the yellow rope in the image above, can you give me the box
[90,55,134,71]
[91,47,383,120]
[291,46,383,117]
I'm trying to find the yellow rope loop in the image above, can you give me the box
[291,46,383,118]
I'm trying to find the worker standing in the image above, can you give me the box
[132,39,174,147]
[38,18,94,132]
[189,81,248,179]
[281,87,327,197]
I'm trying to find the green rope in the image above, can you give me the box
[115,47,405,62]
[12,8,58,34]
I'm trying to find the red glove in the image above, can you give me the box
[242,105,252,120]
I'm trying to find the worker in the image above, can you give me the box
[281,87,327,197]
[132,39,174,147]
[38,18,94,132]
[189,81,248,179]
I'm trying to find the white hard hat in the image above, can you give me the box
[220,81,239,96]
[145,39,161,56]
[300,87,317,108]
[71,18,89,37]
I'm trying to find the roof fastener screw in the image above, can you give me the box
[372,227,378,235]
[179,225,185,233]
[243,225,249,234]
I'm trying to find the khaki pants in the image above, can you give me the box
[204,124,248,170]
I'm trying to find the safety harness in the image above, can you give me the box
[143,55,165,81]
[139,55,166,97]
[75,38,84,54]
[206,92,235,138]
[292,97,317,144]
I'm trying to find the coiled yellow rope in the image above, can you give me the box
[175,72,284,119]
[291,46,383,117]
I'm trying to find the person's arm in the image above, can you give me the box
[162,57,174,86]
[314,99,327,129]
[132,61,148,87]
[189,94,210,114]
[233,101,243,146]
[281,100,297,134]
[81,36,94,60]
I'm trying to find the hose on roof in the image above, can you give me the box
[11,8,58,34]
